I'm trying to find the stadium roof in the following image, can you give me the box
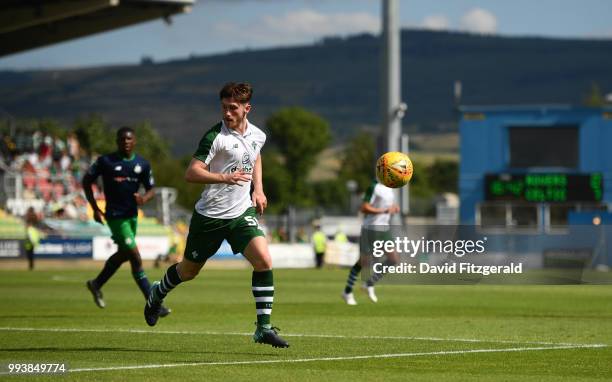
[0,0,194,57]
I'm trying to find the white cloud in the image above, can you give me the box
[421,14,450,31]
[264,9,378,36]
[460,8,498,34]
[213,9,379,47]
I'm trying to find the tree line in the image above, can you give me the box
[2,108,457,215]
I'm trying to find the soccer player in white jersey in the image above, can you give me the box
[342,179,400,305]
[145,83,289,348]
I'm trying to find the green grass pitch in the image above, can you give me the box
[0,267,610,381]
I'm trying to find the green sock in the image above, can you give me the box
[252,270,274,328]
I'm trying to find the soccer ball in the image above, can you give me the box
[376,152,413,188]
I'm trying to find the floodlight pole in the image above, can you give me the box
[382,0,401,154]
[381,0,406,222]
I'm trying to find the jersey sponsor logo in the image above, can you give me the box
[231,163,253,174]
[113,176,139,183]
[114,165,122,171]
[134,164,142,174]
[241,153,253,173]
[242,153,250,165]
[233,144,239,149]
[191,250,199,259]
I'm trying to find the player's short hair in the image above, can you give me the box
[116,126,135,138]
[219,82,252,103]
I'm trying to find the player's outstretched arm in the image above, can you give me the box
[184,158,251,185]
[251,155,267,214]
[82,173,104,224]
[360,202,399,215]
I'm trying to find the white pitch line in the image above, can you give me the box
[65,344,607,373]
[0,327,606,347]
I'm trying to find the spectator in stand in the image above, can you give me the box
[32,131,42,153]
[38,134,52,168]
[61,202,79,220]
[53,135,66,159]
[53,207,67,219]
[73,195,89,221]
[15,132,30,154]
[67,132,80,160]
[25,151,39,170]
[3,135,17,161]
[70,157,83,181]
[59,150,71,172]
[50,156,61,177]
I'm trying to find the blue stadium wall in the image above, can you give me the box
[459,105,612,225]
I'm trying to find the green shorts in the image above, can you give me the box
[360,227,393,256]
[107,217,138,250]
[184,207,265,263]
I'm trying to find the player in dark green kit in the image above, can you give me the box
[83,127,170,317]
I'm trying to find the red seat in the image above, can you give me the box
[53,183,64,198]
[23,174,36,189]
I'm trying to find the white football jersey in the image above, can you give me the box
[192,120,266,219]
[362,180,396,227]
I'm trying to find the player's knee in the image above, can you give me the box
[108,252,127,265]
[251,256,272,271]
[244,237,272,271]
[129,258,143,271]
[124,249,141,267]
[359,256,368,268]
[179,271,197,281]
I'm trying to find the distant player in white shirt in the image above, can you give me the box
[145,82,289,348]
[342,180,400,305]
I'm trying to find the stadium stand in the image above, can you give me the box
[1,129,172,260]
[3,130,91,216]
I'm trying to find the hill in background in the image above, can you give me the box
[1,29,611,155]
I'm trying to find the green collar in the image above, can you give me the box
[118,152,136,161]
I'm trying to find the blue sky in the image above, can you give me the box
[1,0,611,70]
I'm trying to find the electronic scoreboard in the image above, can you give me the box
[485,173,603,202]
